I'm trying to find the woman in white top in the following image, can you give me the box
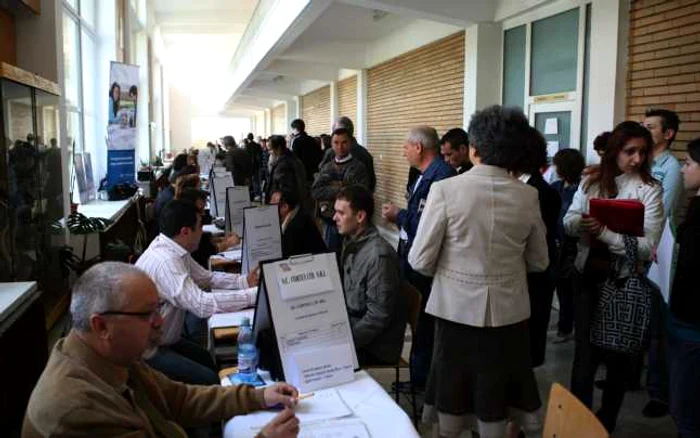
[409,106,549,438]
[563,121,664,433]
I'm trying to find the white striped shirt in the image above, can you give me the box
[135,234,255,345]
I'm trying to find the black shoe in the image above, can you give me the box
[642,400,669,418]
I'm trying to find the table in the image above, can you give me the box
[223,370,420,438]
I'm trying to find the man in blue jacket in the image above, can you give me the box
[382,126,455,389]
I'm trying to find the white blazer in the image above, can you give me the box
[408,165,549,328]
[563,172,664,272]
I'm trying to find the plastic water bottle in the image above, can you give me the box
[237,317,258,383]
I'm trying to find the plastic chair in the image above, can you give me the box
[543,383,609,438]
[365,281,421,424]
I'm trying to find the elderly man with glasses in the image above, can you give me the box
[23,262,300,438]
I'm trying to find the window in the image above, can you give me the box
[62,0,98,201]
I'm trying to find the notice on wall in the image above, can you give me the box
[544,117,558,135]
[261,253,358,393]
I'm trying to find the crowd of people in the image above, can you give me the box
[22,105,700,438]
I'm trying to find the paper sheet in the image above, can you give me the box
[208,307,255,329]
[217,249,243,262]
[299,420,370,438]
[547,141,559,157]
[647,220,676,304]
[242,388,353,430]
[544,117,558,135]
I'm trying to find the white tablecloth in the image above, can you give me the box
[223,370,419,438]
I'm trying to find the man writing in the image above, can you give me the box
[24,262,300,438]
[439,128,472,174]
[381,126,455,390]
[136,200,259,385]
[334,185,405,366]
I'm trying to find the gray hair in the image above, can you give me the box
[467,105,530,171]
[407,126,439,151]
[333,116,355,137]
[70,262,146,332]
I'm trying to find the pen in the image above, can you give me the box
[298,392,314,401]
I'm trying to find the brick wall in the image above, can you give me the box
[367,31,465,209]
[271,103,286,135]
[337,75,357,122]
[627,0,700,154]
[301,85,331,136]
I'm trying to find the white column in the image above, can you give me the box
[586,0,628,163]
[356,69,368,146]
[464,22,503,128]
[264,109,272,137]
[295,96,302,124]
[329,80,339,133]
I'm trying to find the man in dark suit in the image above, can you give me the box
[519,127,561,368]
[290,119,323,185]
[439,128,473,174]
[222,136,252,187]
[270,189,326,258]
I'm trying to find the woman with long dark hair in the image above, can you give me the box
[108,82,121,124]
[668,137,700,437]
[564,121,664,432]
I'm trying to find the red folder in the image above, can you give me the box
[588,198,645,237]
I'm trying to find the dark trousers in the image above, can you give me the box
[555,238,578,335]
[528,269,555,367]
[399,240,433,388]
[646,288,669,404]
[570,271,632,433]
[147,338,219,385]
[669,331,700,438]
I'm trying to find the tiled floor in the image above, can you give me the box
[367,312,678,438]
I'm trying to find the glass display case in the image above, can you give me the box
[0,63,65,294]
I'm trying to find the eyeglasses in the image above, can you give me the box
[99,302,165,323]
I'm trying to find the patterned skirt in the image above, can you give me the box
[422,318,542,438]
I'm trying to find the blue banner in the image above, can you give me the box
[107,149,135,186]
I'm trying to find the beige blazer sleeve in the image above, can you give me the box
[524,192,549,273]
[408,183,447,276]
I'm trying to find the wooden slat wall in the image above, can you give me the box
[338,75,357,122]
[367,31,465,208]
[271,103,286,135]
[627,0,700,155]
[301,85,331,136]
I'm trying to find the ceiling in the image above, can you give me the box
[153,0,259,114]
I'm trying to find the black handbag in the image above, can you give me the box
[590,235,652,355]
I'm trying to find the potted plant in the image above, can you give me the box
[51,212,112,277]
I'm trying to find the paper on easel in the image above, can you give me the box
[647,220,676,304]
[291,344,355,392]
[261,254,359,391]
[198,148,215,176]
[226,186,250,235]
[211,172,233,217]
[276,258,334,301]
[242,205,282,275]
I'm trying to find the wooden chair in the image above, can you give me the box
[365,281,421,424]
[543,383,609,438]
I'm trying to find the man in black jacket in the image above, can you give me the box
[222,135,252,187]
[440,128,473,174]
[265,135,310,213]
[271,189,326,258]
[245,133,263,200]
[290,119,322,185]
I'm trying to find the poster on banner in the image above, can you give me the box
[210,171,234,217]
[225,186,250,236]
[256,254,358,393]
[107,150,136,186]
[107,61,139,149]
[241,205,282,275]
